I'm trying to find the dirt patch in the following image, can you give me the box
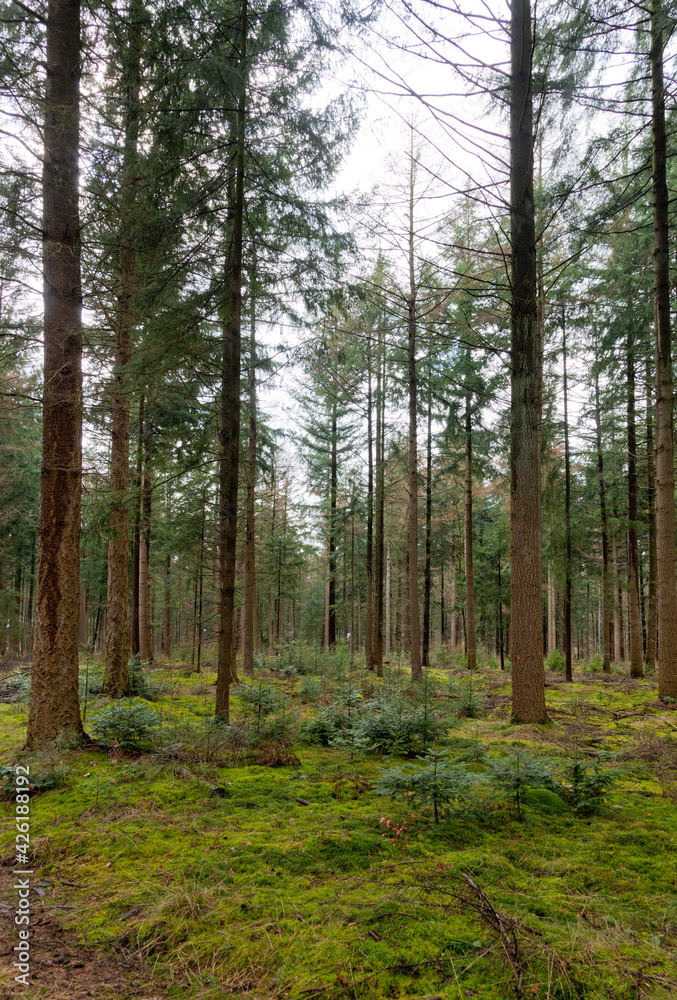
[0,907,163,999]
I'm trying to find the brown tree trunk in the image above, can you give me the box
[464,390,477,671]
[594,374,612,672]
[612,534,621,663]
[163,553,172,660]
[509,0,545,721]
[28,0,86,747]
[422,380,433,667]
[646,355,657,669]
[407,139,422,682]
[131,395,143,656]
[103,2,141,697]
[373,327,385,676]
[328,397,337,647]
[138,454,153,664]
[651,0,677,698]
[25,534,36,656]
[215,0,247,719]
[243,279,257,676]
[562,308,573,682]
[385,532,391,657]
[365,337,373,668]
[626,329,643,677]
[547,564,556,654]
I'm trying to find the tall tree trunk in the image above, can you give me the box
[102,1,141,697]
[498,556,505,670]
[243,278,257,676]
[562,307,573,682]
[509,0,545,721]
[651,0,677,698]
[612,533,621,662]
[163,553,171,661]
[450,559,458,649]
[646,355,657,669]
[28,0,86,747]
[328,396,337,647]
[215,0,247,719]
[626,328,643,677]
[464,389,477,671]
[594,374,612,672]
[25,533,36,656]
[138,460,153,663]
[131,395,143,656]
[373,327,385,676]
[407,138,422,682]
[385,532,391,657]
[547,564,556,653]
[365,336,374,668]
[422,380,432,667]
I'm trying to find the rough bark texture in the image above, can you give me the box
[626,333,643,678]
[103,3,141,697]
[215,0,247,719]
[243,290,257,676]
[464,392,476,671]
[28,0,86,748]
[547,564,556,654]
[651,0,677,699]
[509,0,546,722]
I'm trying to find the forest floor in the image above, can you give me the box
[1,651,676,1000]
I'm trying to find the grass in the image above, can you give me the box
[1,651,677,999]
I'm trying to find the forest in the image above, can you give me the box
[1,0,677,997]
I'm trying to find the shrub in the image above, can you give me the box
[486,745,553,820]
[377,750,483,823]
[457,678,485,719]
[299,677,320,703]
[237,683,279,725]
[93,698,161,748]
[545,649,565,671]
[0,672,31,702]
[556,759,618,815]
[584,653,605,673]
[128,655,162,700]
[357,701,438,756]
[299,706,344,746]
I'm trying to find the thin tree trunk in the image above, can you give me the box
[25,533,36,656]
[509,0,545,721]
[612,534,621,663]
[646,355,657,669]
[243,276,257,676]
[366,335,373,668]
[373,327,385,676]
[328,396,337,647]
[422,379,433,667]
[163,553,171,661]
[594,374,612,672]
[407,136,422,682]
[131,394,143,656]
[216,0,247,719]
[651,0,677,697]
[28,0,86,747]
[627,328,643,677]
[385,532,391,657]
[450,560,458,649]
[562,307,573,682]
[464,389,477,671]
[547,564,556,653]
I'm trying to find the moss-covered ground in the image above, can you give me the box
[1,651,677,999]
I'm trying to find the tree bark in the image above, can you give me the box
[422,379,433,667]
[407,138,422,682]
[163,553,171,660]
[215,0,247,719]
[365,336,373,668]
[509,0,545,721]
[131,394,143,656]
[103,0,141,697]
[594,374,612,672]
[28,0,86,747]
[464,390,477,671]
[651,0,677,698]
[373,327,385,676]
[626,327,643,677]
[562,308,573,682]
[138,428,153,664]
[646,354,657,669]
[243,278,257,676]
[328,395,337,647]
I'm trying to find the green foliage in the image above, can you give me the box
[298,677,320,703]
[377,749,483,823]
[556,759,618,815]
[584,653,604,672]
[457,677,485,719]
[238,683,280,721]
[299,706,344,746]
[128,655,163,700]
[93,699,161,748]
[545,649,565,671]
[486,745,553,820]
[0,671,30,702]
